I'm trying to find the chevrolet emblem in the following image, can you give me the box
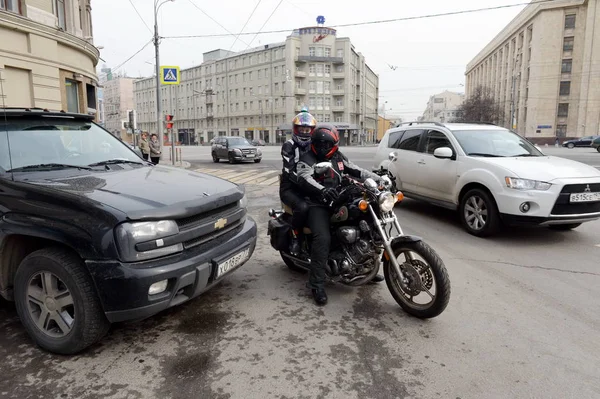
[214,218,227,230]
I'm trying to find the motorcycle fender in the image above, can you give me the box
[384,235,422,260]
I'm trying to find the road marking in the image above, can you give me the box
[234,170,279,184]
[193,167,280,186]
[261,175,281,186]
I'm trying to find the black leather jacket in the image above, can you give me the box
[296,150,381,199]
[280,139,310,190]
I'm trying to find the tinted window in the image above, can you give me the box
[388,131,405,149]
[424,130,453,154]
[0,132,9,172]
[398,129,423,151]
[453,129,543,157]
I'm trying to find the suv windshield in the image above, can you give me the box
[0,117,143,172]
[228,138,251,146]
[452,129,543,157]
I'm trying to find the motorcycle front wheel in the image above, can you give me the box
[383,240,450,319]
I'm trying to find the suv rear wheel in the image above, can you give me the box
[212,152,219,163]
[14,248,109,355]
[459,188,501,237]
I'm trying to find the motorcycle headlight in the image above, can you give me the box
[115,220,182,262]
[505,177,551,191]
[378,192,396,212]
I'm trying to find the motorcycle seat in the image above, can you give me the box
[282,203,311,234]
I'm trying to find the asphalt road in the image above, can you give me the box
[1,146,599,398]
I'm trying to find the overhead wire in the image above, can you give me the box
[164,0,557,40]
[245,0,284,49]
[127,0,152,34]
[187,0,252,47]
[229,0,262,51]
[112,40,153,72]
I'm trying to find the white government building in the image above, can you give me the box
[134,19,379,145]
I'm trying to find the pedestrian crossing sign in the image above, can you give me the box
[160,66,180,85]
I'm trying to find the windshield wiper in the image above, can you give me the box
[8,163,92,172]
[512,154,538,157]
[467,152,504,158]
[88,159,145,167]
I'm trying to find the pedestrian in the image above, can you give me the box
[139,132,150,161]
[149,133,161,164]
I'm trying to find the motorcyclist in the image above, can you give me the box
[279,108,317,255]
[296,124,386,306]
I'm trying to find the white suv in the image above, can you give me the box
[374,122,600,237]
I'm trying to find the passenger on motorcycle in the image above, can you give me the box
[296,124,386,306]
[279,108,317,256]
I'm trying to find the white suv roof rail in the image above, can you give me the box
[395,121,446,128]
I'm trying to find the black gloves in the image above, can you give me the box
[322,187,339,203]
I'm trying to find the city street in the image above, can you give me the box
[0,145,599,398]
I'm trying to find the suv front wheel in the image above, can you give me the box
[14,248,110,355]
[459,188,501,237]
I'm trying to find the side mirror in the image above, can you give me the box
[433,147,454,159]
[314,162,332,175]
[388,152,398,162]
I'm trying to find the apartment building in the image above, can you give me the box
[102,76,139,141]
[0,0,99,115]
[134,24,379,145]
[421,90,465,123]
[466,0,600,140]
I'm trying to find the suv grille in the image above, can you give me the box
[551,183,600,215]
[241,149,256,154]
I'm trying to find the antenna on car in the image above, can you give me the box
[0,68,14,177]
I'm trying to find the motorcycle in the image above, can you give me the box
[268,162,451,318]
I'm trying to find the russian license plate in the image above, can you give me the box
[245,153,255,158]
[569,192,600,202]
[216,248,250,278]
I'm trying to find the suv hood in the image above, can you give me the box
[229,145,257,150]
[22,166,243,220]
[478,156,600,181]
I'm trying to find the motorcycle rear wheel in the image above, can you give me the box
[281,253,307,274]
[384,240,450,319]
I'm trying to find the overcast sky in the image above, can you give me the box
[92,0,528,120]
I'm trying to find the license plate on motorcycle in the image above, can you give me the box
[216,248,250,279]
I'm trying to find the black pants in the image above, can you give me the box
[142,153,149,160]
[151,156,160,164]
[279,188,309,231]
[306,206,331,290]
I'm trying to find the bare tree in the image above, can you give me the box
[453,86,503,124]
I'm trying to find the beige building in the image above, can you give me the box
[103,76,137,141]
[0,0,99,115]
[134,24,379,145]
[466,0,600,140]
[421,90,465,123]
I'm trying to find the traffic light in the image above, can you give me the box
[165,114,174,130]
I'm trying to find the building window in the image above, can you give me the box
[258,69,262,79]
[558,103,569,117]
[336,65,344,73]
[324,82,330,93]
[309,81,316,92]
[1,0,21,14]
[316,64,324,75]
[275,99,279,108]
[565,14,576,29]
[249,72,253,81]
[65,79,80,113]
[335,115,343,123]
[324,114,331,122]
[309,96,316,108]
[317,81,324,94]
[324,97,331,107]
[561,59,572,73]
[337,49,343,58]
[274,83,279,92]
[315,47,323,57]
[324,47,331,57]
[309,64,316,74]
[325,65,331,75]
[556,124,568,137]
[563,37,574,51]
[560,81,571,95]
[309,47,316,56]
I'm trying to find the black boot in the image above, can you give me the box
[311,288,328,306]
[369,274,385,284]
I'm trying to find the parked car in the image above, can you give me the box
[251,139,266,146]
[0,108,257,354]
[562,136,600,148]
[592,136,600,152]
[212,136,262,164]
[374,121,600,237]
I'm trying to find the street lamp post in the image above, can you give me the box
[154,0,175,163]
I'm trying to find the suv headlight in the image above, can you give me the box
[505,177,552,191]
[115,220,182,262]
[378,192,396,212]
[233,148,242,155]
[256,148,262,156]
[239,193,248,209]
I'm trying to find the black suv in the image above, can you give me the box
[211,136,262,164]
[0,109,257,354]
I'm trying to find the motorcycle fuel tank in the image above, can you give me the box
[336,227,359,244]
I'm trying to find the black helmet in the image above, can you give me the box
[311,124,339,159]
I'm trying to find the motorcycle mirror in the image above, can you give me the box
[364,178,378,190]
[314,162,333,175]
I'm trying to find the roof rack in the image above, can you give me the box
[395,121,445,128]
[450,121,498,126]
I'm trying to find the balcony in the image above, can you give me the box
[332,105,345,112]
[207,112,214,118]
[332,89,344,95]
[332,72,345,79]
[295,70,307,78]
[295,88,307,95]
[205,96,213,104]
[296,56,344,64]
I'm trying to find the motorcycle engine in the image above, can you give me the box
[331,226,377,277]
